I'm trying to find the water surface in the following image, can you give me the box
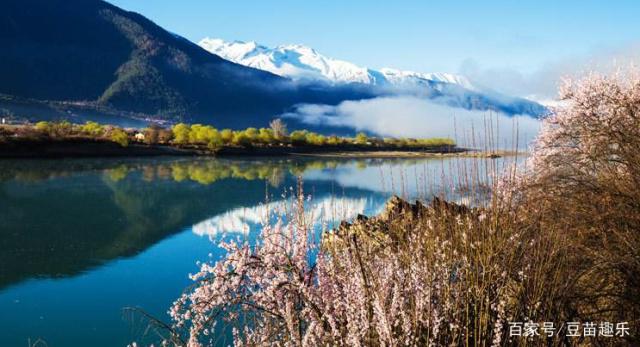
[0,156,506,346]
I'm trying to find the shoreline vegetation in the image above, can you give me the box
[0,119,490,159]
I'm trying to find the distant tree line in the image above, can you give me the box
[168,119,454,149]
[4,119,455,149]
[33,120,130,147]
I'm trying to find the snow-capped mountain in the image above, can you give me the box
[199,38,476,90]
[199,38,546,118]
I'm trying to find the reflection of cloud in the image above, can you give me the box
[283,96,541,149]
[460,41,640,101]
[303,159,446,197]
[304,160,426,196]
[192,196,370,238]
[302,157,523,202]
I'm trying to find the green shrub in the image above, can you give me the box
[258,128,275,144]
[35,121,51,133]
[172,123,190,145]
[244,127,259,142]
[81,121,104,137]
[290,130,309,145]
[355,132,368,145]
[220,129,234,144]
[52,121,73,137]
[110,129,129,147]
[205,129,222,149]
[232,132,252,147]
[326,136,340,146]
[305,132,326,146]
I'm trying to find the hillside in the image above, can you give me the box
[0,0,375,127]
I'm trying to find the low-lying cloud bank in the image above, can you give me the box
[281,96,541,149]
[460,41,640,103]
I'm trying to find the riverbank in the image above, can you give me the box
[0,138,195,158]
[0,138,483,159]
[291,150,521,159]
[0,122,468,159]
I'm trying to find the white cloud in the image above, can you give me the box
[460,41,640,102]
[282,96,541,150]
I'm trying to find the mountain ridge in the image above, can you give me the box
[199,38,477,89]
[199,38,546,117]
[0,0,377,127]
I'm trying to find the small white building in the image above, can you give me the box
[134,132,145,141]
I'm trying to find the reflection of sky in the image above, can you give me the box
[303,159,497,196]
[192,195,373,239]
[302,159,453,197]
[0,156,523,346]
[301,156,525,207]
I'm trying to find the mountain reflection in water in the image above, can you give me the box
[0,155,510,347]
[192,196,372,239]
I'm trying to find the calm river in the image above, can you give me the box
[0,156,508,346]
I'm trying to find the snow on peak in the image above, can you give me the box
[200,37,375,84]
[378,68,476,91]
[199,38,265,61]
[199,37,475,90]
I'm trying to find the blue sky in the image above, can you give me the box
[108,0,639,78]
